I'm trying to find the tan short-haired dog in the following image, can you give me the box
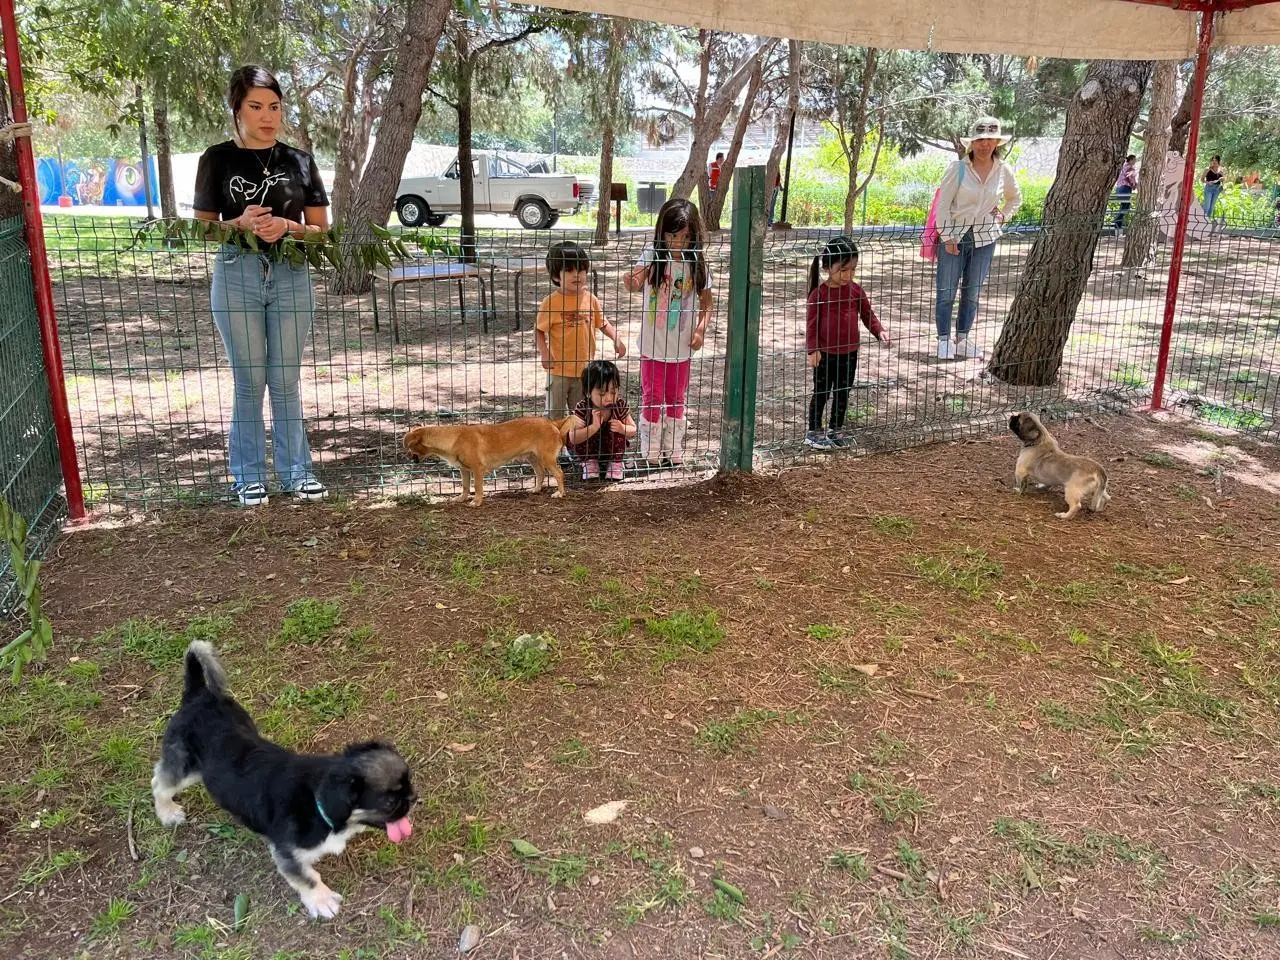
[404,416,575,507]
[1009,412,1111,520]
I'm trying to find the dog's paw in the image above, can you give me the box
[155,800,186,827]
[551,489,565,499]
[467,499,482,508]
[1054,510,1075,520]
[301,883,343,920]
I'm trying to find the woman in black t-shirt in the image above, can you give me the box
[1202,155,1224,218]
[194,65,330,507]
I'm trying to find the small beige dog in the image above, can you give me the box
[1008,412,1111,519]
[404,416,574,507]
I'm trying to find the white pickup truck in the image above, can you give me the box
[393,152,591,229]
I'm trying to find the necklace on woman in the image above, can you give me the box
[250,143,275,175]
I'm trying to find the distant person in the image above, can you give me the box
[708,152,725,194]
[932,117,1022,361]
[1114,154,1138,230]
[193,65,330,507]
[1203,155,1224,216]
[768,167,783,226]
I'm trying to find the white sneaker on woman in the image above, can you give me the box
[954,337,984,360]
[937,337,955,360]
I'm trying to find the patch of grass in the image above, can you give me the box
[943,910,988,947]
[848,771,930,823]
[1113,560,1186,582]
[1056,581,1101,607]
[869,731,911,766]
[907,547,1002,600]
[646,609,724,665]
[111,614,234,668]
[1141,451,1178,468]
[1239,563,1276,589]
[817,667,868,694]
[275,681,362,721]
[696,709,780,756]
[826,850,871,880]
[554,737,593,766]
[90,899,137,939]
[97,732,148,777]
[703,888,742,921]
[871,515,914,538]
[805,623,842,640]
[621,859,691,925]
[276,598,341,645]
[21,847,91,886]
[494,631,556,681]
[1039,700,1091,732]
[1254,912,1280,928]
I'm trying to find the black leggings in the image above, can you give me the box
[808,350,859,431]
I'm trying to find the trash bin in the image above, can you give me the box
[637,182,668,215]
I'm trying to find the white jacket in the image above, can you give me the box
[937,158,1022,247]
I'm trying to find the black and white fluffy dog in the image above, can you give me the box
[152,642,417,919]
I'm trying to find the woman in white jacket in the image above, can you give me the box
[933,117,1022,360]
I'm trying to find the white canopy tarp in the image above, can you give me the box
[548,0,1280,59]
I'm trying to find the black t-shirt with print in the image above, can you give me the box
[193,140,328,224]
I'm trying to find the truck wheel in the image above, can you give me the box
[517,199,552,229]
[425,213,448,227]
[396,196,428,228]
[546,213,561,228]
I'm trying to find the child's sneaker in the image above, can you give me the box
[605,460,624,481]
[937,337,955,360]
[804,430,833,450]
[826,429,852,448]
[581,460,600,480]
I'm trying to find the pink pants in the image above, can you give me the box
[640,359,691,422]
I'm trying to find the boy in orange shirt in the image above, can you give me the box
[536,240,625,419]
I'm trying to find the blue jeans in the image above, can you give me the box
[210,246,316,490]
[935,231,996,338]
[1113,185,1132,229]
[1203,181,1222,217]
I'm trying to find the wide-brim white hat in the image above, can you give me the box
[960,116,1013,148]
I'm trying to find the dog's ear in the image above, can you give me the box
[317,767,359,828]
[403,429,422,461]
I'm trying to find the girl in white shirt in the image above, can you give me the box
[934,117,1022,360]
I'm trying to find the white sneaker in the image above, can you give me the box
[804,430,833,450]
[937,337,955,360]
[235,482,269,507]
[954,337,984,360]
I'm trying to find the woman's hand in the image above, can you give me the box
[944,240,960,255]
[808,351,821,368]
[234,205,271,232]
[253,216,291,244]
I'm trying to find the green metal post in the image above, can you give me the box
[719,165,766,473]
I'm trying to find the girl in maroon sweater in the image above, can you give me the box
[805,237,890,449]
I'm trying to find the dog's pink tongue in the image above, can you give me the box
[386,816,413,844]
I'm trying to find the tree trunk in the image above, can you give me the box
[331,56,363,225]
[840,49,878,234]
[334,0,451,294]
[289,64,315,154]
[988,60,1153,386]
[152,85,177,219]
[1169,64,1194,156]
[671,36,775,203]
[0,73,20,220]
[1122,60,1177,269]
[593,18,627,246]
[764,40,802,225]
[457,52,477,263]
[703,57,763,231]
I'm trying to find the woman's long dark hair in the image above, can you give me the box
[808,236,858,293]
[646,198,709,293]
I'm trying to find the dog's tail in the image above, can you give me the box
[1090,473,1111,512]
[552,415,577,438]
[183,641,229,701]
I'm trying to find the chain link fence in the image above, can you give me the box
[37,175,1280,509]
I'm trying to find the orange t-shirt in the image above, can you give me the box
[535,290,606,380]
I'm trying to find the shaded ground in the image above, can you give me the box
[43,219,1280,505]
[2,412,1279,959]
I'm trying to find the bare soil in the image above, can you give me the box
[2,412,1279,959]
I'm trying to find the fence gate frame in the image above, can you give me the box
[719,165,767,472]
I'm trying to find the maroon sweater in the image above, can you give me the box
[805,281,883,355]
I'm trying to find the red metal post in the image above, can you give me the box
[1,0,86,519]
[1150,7,1215,411]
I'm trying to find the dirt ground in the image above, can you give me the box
[45,220,1280,504]
[2,412,1279,959]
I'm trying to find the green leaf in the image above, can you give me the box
[233,892,250,931]
[511,838,542,859]
[711,876,745,903]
